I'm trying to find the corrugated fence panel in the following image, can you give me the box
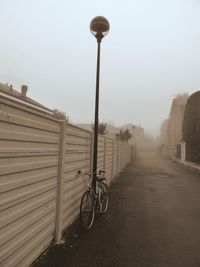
[118,142,122,172]
[124,143,128,166]
[62,124,91,229]
[0,99,60,267]
[122,143,126,168]
[0,96,132,267]
[126,144,131,165]
[113,141,118,178]
[105,138,113,184]
[97,135,104,171]
[127,144,131,164]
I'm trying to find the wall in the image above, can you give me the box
[168,95,188,156]
[0,96,132,267]
[181,142,186,162]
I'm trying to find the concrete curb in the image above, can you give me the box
[175,159,200,173]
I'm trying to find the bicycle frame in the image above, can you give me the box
[79,169,108,229]
[78,170,107,211]
[87,180,103,210]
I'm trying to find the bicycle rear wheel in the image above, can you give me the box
[80,191,95,230]
[99,184,108,214]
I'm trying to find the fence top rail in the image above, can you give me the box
[0,96,134,150]
[67,123,116,141]
[0,95,60,123]
[67,122,92,134]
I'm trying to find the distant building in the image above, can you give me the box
[168,94,188,156]
[158,119,170,157]
[160,119,169,146]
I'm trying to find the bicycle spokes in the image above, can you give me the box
[80,192,95,230]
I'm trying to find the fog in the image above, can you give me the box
[0,0,200,136]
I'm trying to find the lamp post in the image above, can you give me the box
[90,16,110,191]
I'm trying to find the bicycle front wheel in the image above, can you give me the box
[80,191,95,230]
[99,184,109,214]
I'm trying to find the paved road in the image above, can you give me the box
[35,152,200,267]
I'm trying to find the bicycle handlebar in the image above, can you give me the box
[77,170,92,176]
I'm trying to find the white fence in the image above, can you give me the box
[0,96,132,267]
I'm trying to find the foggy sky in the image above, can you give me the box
[0,0,200,136]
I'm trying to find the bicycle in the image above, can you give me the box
[78,170,109,230]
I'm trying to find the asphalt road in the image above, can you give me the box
[34,152,200,267]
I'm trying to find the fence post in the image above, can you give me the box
[124,143,126,166]
[122,143,126,169]
[111,140,114,180]
[55,120,66,243]
[90,131,94,172]
[120,142,122,172]
[117,141,119,174]
[103,136,107,171]
[122,143,124,169]
[125,144,126,165]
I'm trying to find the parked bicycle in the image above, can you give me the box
[78,169,109,230]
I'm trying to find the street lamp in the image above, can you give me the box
[90,16,110,191]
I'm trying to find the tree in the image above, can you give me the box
[123,128,132,142]
[115,128,132,142]
[182,91,200,162]
[98,122,108,135]
[115,129,124,141]
[92,122,108,135]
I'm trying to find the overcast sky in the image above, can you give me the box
[0,0,200,136]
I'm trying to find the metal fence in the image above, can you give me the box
[0,96,132,267]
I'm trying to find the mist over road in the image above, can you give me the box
[35,151,200,267]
